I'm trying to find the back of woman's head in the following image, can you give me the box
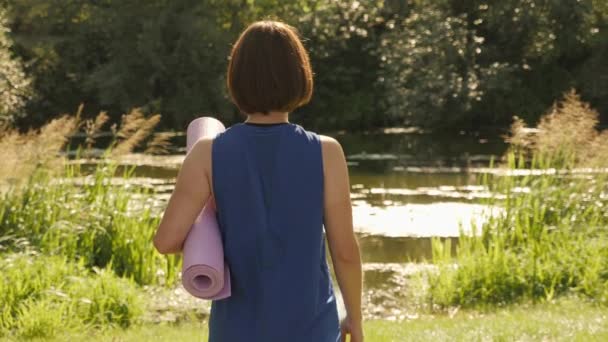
[227,20,313,115]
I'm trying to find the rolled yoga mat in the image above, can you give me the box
[181,117,231,300]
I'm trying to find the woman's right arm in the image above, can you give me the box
[320,136,363,342]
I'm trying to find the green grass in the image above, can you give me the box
[0,253,144,339]
[2,93,608,340]
[0,162,182,337]
[365,298,608,341]
[426,149,608,308]
[6,298,606,342]
[423,93,608,309]
[0,162,181,287]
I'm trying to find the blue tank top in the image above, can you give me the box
[209,122,340,342]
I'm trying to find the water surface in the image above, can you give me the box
[72,128,507,318]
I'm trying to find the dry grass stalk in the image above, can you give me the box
[536,90,599,165]
[84,111,110,150]
[1,106,164,189]
[144,132,173,155]
[506,89,608,168]
[111,108,161,156]
[585,131,608,168]
[37,115,79,166]
[504,116,535,158]
[0,115,78,187]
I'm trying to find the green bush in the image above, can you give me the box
[0,253,143,338]
[67,265,144,329]
[0,161,180,287]
[13,298,69,339]
[427,92,608,308]
[8,1,608,131]
[0,8,31,123]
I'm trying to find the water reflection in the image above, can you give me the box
[353,202,489,237]
[71,130,506,241]
[358,234,459,263]
[69,129,508,318]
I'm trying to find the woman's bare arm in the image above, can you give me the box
[153,138,213,254]
[321,136,363,327]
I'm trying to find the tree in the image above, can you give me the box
[5,0,608,131]
[381,0,607,130]
[0,7,30,124]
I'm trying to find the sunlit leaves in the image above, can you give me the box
[0,8,30,123]
[381,6,494,127]
[3,0,608,131]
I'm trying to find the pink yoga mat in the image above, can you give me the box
[181,117,231,300]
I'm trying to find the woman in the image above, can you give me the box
[154,20,363,342]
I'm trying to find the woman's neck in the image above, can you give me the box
[245,111,289,124]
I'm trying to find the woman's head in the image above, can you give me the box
[227,20,313,115]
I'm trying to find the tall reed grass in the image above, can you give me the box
[427,90,608,308]
[0,113,78,188]
[0,106,170,181]
[0,107,178,338]
[0,162,181,286]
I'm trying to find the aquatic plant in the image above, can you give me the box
[0,106,171,187]
[0,113,78,188]
[427,91,608,308]
[0,107,181,339]
[0,162,181,286]
[506,90,608,169]
[0,107,180,286]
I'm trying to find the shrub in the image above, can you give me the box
[0,108,179,287]
[0,162,181,287]
[0,8,31,123]
[427,91,608,308]
[0,253,144,338]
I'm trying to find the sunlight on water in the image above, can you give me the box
[352,201,490,237]
[64,130,510,316]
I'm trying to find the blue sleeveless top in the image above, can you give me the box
[209,122,340,342]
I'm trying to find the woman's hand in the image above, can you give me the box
[340,316,364,342]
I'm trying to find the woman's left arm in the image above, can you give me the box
[153,138,213,254]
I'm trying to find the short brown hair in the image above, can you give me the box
[227,21,313,114]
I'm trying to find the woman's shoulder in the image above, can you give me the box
[319,135,342,150]
[190,137,214,158]
[287,124,344,161]
[318,134,339,146]
[211,124,243,146]
[318,135,345,165]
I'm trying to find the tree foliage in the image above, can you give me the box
[0,7,30,124]
[4,0,608,131]
[383,0,608,129]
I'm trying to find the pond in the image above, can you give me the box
[73,127,507,319]
[101,129,505,256]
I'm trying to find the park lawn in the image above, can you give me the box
[9,297,606,342]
